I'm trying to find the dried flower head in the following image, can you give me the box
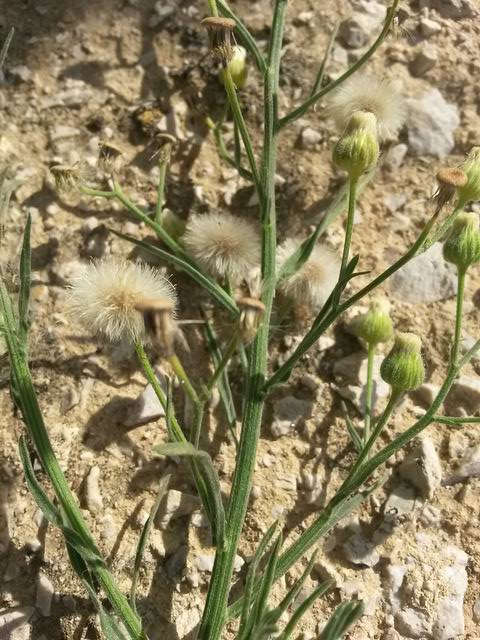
[98,141,124,174]
[433,167,468,212]
[150,132,177,164]
[135,298,177,356]
[201,16,236,64]
[238,296,265,343]
[68,258,177,343]
[183,212,261,283]
[50,164,80,194]
[328,74,406,141]
[277,239,340,312]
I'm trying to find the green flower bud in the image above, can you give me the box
[333,111,380,180]
[352,297,393,346]
[221,45,248,89]
[380,332,425,392]
[443,211,480,272]
[457,147,480,204]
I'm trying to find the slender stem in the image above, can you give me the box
[79,185,116,199]
[434,415,480,425]
[155,161,167,224]
[222,65,262,197]
[363,342,375,447]
[207,332,239,393]
[452,268,466,365]
[169,354,200,406]
[425,200,466,249]
[197,3,286,638]
[310,22,339,97]
[277,1,399,130]
[340,177,357,278]
[207,0,218,16]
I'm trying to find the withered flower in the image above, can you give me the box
[201,16,236,65]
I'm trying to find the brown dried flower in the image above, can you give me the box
[201,16,236,64]
[238,296,265,344]
[433,167,468,212]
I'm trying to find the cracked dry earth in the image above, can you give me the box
[1,0,480,639]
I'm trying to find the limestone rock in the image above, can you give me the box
[270,395,313,439]
[405,89,459,158]
[398,437,442,499]
[124,369,167,427]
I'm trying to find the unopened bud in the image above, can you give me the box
[201,16,236,65]
[333,111,379,179]
[221,45,247,89]
[238,296,265,343]
[457,147,480,205]
[443,211,480,272]
[136,298,176,357]
[151,133,177,165]
[380,332,425,392]
[98,141,124,174]
[160,208,186,240]
[352,297,393,346]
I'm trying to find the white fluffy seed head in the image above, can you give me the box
[183,212,261,283]
[328,74,406,141]
[68,258,177,343]
[277,239,340,311]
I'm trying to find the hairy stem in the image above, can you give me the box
[452,268,466,365]
[363,342,375,447]
[155,160,167,224]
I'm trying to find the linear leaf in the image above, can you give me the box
[111,229,238,316]
[341,402,362,453]
[130,475,170,613]
[18,212,31,345]
[153,442,225,548]
[252,533,283,632]
[279,580,332,640]
[319,601,364,640]
[84,581,131,640]
[0,27,14,69]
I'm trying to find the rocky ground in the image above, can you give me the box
[1,0,480,638]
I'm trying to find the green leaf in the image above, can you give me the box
[237,522,280,640]
[279,579,332,640]
[18,212,31,345]
[0,27,14,70]
[111,229,238,316]
[203,319,237,443]
[252,533,283,632]
[153,441,225,548]
[130,474,170,613]
[83,581,132,640]
[319,601,364,640]
[341,401,362,453]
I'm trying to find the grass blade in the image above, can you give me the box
[279,580,332,640]
[0,27,14,70]
[153,442,225,548]
[130,475,170,613]
[18,212,31,345]
[319,601,364,640]
[341,401,362,453]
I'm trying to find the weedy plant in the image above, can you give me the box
[2,2,480,639]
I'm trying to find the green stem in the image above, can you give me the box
[197,3,286,638]
[207,0,218,16]
[452,268,466,365]
[207,332,239,393]
[79,185,116,199]
[222,66,262,197]
[169,354,200,406]
[155,161,167,224]
[363,342,375,446]
[434,415,480,425]
[339,176,357,279]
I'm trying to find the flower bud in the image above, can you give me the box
[443,211,480,272]
[380,332,425,392]
[333,111,379,180]
[457,147,480,204]
[221,45,248,89]
[238,296,265,344]
[352,297,393,346]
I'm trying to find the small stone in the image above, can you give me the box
[36,573,54,616]
[390,242,457,303]
[49,125,82,141]
[84,465,104,514]
[383,143,408,171]
[398,437,442,499]
[405,89,460,158]
[431,0,476,19]
[174,607,201,638]
[0,607,34,640]
[194,554,215,572]
[333,352,390,414]
[409,44,438,77]
[410,383,440,409]
[384,483,417,519]
[395,608,432,638]
[446,376,480,414]
[314,559,343,587]
[270,396,313,439]
[419,17,442,37]
[124,369,167,427]
[384,194,406,213]
[84,225,109,258]
[342,533,380,567]
[299,127,321,149]
[60,386,80,415]
[156,490,200,528]
[454,445,480,481]
[8,65,32,82]
[447,431,469,460]
[338,0,386,48]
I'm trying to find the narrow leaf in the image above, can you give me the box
[252,533,282,631]
[319,601,364,640]
[18,212,31,345]
[0,27,14,69]
[341,402,362,453]
[111,229,238,316]
[84,581,131,640]
[130,475,170,613]
[280,580,332,640]
[153,442,225,548]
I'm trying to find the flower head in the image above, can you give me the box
[380,332,425,392]
[443,211,480,273]
[221,45,248,89]
[457,147,480,205]
[50,164,81,194]
[237,296,265,343]
[333,110,380,178]
[68,258,177,343]
[433,167,468,213]
[277,239,340,312]
[352,297,393,346]
[328,74,406,141]
[183,212,261,283]
[201,16,236,64]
